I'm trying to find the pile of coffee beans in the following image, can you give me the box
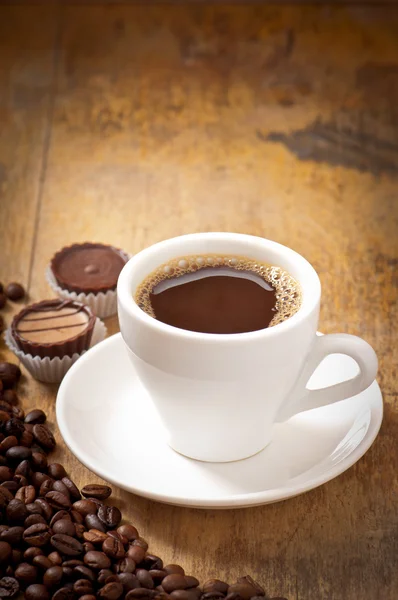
[0,361,287,599]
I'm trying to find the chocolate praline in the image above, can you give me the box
[50,242,129,294]
[11,299,96,359]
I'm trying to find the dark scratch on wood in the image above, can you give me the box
[261,119,398,176]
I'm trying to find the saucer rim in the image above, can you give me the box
[56,333,383,509]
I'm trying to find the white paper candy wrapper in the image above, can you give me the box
[4,318,107,384]
[46,266,122,319]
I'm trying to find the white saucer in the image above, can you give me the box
[56,333,383,509]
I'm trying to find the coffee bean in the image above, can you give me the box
[84,550,111,570]
[0,484,15,500]
[20,429,34,447]
[80,596,96,600]
[0,435,17,452]
[98,581,124,599]
[47,463,67,480]
[70,509,84,524]
[0,526,24,545]
[0,576,20,598]
[0,541,12,564]
[48,551,63,566]
[51,534,83,557]
[98,505,122,529]
[23,523,51,547]
[83,542,95,553]
[52,588,76,600]
[83,529,108,544]
[52,519,76,537]
[61,477,81,501]
[81,484,112,500]
[5,445,32,462]
[98,569,114,585]
[85,513,106,532]
[116,557,136,574]
[162,575,191,593]
[14,562,38,586]
[136,569,155,590]
[125,589,157,599]
[62,559,84,568]
[39,479,54,497]
[74,565,95,582]
[23,547,43,562]
[0,466,13,483]
[15,485,36,504]
[34,498,53,521]
[170,590,202,600]
[102,536,125,559]
[2,390,18,406]
[164,566,185,576]
[45,491,72,510]
[31,451,47,471]
[15,459,31,477]
[4,418,24,438]
[25,514,47,527]
[32,425,55,451]
[24,410,46,426]
[6,499,28,524]
[127,545,146,564]
[73,499,97,516]
[50,510,71,527]
[74,579,93,595]
[133,537,149,550]
[42,565,63,589]
[75,523,86,539]
[148,570,167,584]
[0,363,21,389]
[140,554,163,570]
[11,405,24,420]
[185,576,200,589]
[5,283,25,301]
[227,583,258,600]
[25,584,50,600]
[31,471,51,489]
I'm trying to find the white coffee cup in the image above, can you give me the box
[117,233,378,463]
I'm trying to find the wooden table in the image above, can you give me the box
[1,3,397,599]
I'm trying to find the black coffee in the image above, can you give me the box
[135,254,301,334]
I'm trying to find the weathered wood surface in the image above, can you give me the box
[0,4,397,599]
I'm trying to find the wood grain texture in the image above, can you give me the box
[0,4,397,599]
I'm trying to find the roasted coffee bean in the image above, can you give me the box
[0,526,24,545]
[25,583,50,600]
[227,583,259,600]
[149,570,167,584]
[80,596,96,600]
[85,513,106,532]
[170,590,202,600]
[4,418,24,438]
[116,557,136,574]
[35,498,53,521]
[0,466,13,483]
[0,402,12,416]
[52,587,76,600]
[0,576,20,598]
[25,410,46,426]
[20,429,34,447]
[33,555,54,570]
[102,536,125,559]
[6,499,28,523]
[15,484,35,504]
[140,554,163,570]
[48,551,63,566]
[236,576,264,596]
[83,529,107,545]
[23,547,43,562]
[125,589,157,599]
[70,509,84,525]
[98,581,124,599]
[14,562,38,586]
[5,282,25,301]
[0,541,12,564]
[74,579,93,595]
[31,451,47,471]
[45,491,72,510]
[73,499,97,516]
[98,505,122,529]
[15,459,31,477]
[162,575,191,593]
[0,435,18,452]
[39,479,54,497]
[26,502,43,516]
[14,474,29,488]
[61,477,81,501]
[47,463,67,480]
[25,514,47,528]
[31,471,51,489]
[2,390,18,406]
[61,567,73,580]
[75,523,85,539]
[6,445,32,462]
[136,569,155,590]
[10,406,24,421]
[32,424,55,451]
[23,523,51,547]
[98,569,114,585]
[50,510,71,527]
[0,363,21,389]
[52,519,76,537]
[84,550,111,570]
[81,484,112,500]
[184,577,200,589]
[51,534,83,557]
[0,483,16,498]
[127,545,146,564]
[164,566,185,576]
[52,480,71,498]
[0,411,10,424]
[83,542,95,553]
[133,537,149,550]
[74,565,95,582]
[43,566,63,588]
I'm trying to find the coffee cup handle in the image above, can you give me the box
[276,333,378,422]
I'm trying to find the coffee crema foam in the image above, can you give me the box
[135,254,302,328]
